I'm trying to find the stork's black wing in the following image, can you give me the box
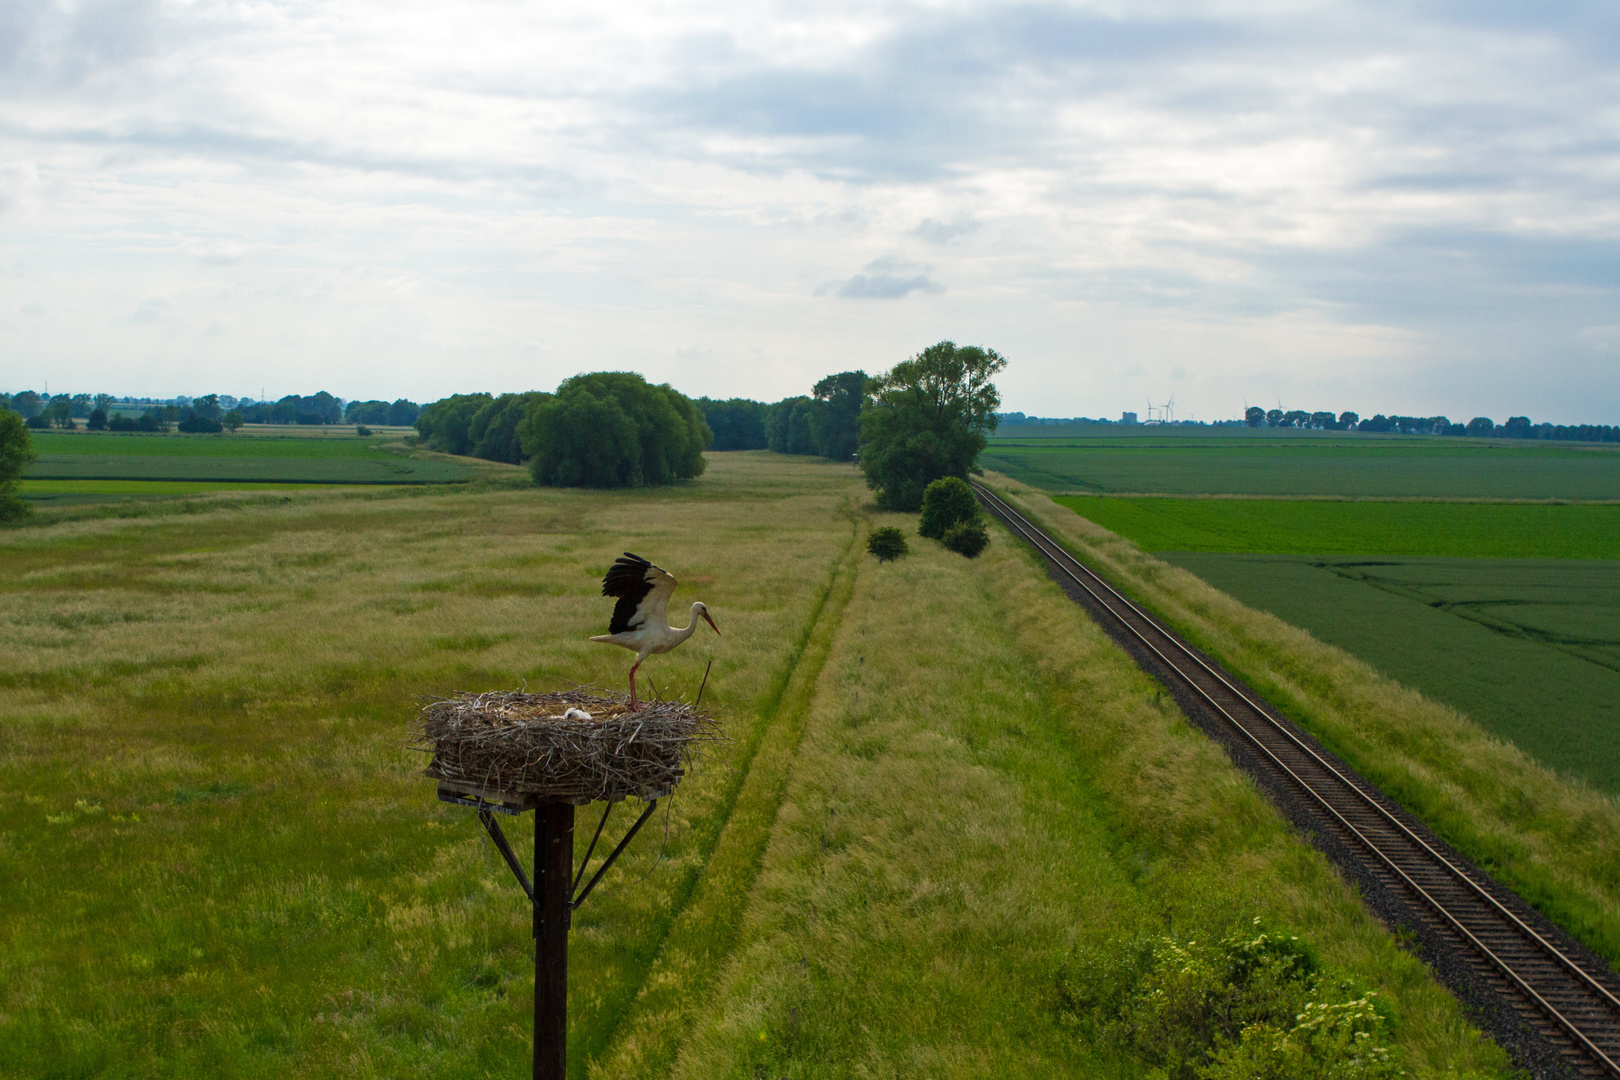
[602,552,676,633]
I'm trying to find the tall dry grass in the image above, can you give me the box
[988,473,1620,967]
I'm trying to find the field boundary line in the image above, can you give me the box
[586,519,864,1078]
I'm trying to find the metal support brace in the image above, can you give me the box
[443,788,659,914]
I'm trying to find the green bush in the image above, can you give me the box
[1055,920,1397,1080]
[942,521,989,558]
[867,527,909,562]
[918,476,979,539]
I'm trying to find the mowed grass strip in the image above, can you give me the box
[665,511,1510,1078]
[0,454,859,1078]
[589,519,863,1077]
[992,474,1620,968]
[1054,495,1620,558]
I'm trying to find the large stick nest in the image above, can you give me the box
[411,689,722,805]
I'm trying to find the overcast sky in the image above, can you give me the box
[2,0,1617,422]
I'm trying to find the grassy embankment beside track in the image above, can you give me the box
[1,453,1512,1076]
[994,475,1620,974]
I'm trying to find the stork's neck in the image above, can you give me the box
[674,602,705,642]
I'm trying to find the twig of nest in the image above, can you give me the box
[410,689,723,805]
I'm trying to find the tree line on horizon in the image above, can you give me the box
[0,390,423,433]
[1239,406,1620,443]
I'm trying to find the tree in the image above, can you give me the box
[1245,406,1265,427]
[1502,416,1532,438]
[415,393,494,455]
[0,409,36,522]
[387,399,421,426]
[87,407,108,430]
[222,410,244,432]
[10,391,41,419]
[1266,408,1284,427]
[192,394,222,421]
[808,371,868,461]
[867,527,909,562]
[46,397,73,428]
[345,399,391,424]
[1283,409,1310,428]
[1310,411,1336,430]
[1466,416,1495,437]
[696,398,769,450]
[1338,411,1359,429]
[177,411,224,433]
[765,397,817,454]
[468,392,549,464]
[519,372,710,488]
[858,341,1006,512]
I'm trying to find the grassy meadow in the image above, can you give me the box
[982,428,1620,499]
[0,454,1513,1077]
[989,476,1620,970]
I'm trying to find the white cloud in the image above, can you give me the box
[0,0,1615,421]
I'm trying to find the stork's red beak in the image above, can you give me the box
[702,610,720,635]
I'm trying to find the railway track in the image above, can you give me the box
[974,482,1620,1079]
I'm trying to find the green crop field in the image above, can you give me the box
[982,431,1620,499]
[0,455,1510,1078]
[1163,553,1620,793]
[1053,495,1620,558]
[22,430,481,490]
[1044,491,1620,793]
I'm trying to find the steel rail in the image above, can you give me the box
[974,482,1620,1077]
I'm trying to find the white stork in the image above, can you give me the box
[590,552,719,708]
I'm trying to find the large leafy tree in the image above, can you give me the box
[519,372,710,488]
[859,341,1006,511]
[808,370,868,461]
[696,397,769,450]
[0,409,37,522]
[468,392,549,464]
[415,393,494,455]
[764,396,817,455]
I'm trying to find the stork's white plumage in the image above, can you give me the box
[590,552,719,708]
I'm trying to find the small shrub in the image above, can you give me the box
[918,476,979,539]
[177,414,223,434]
[942,520,989,558]
[1055,919,1396,1080]
[867,527,909,562]
[356,425,373,437]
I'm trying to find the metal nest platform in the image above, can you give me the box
[410,688,722,806]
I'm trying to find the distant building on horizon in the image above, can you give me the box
[1121,411,1138,424]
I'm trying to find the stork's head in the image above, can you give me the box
[693,601,720,635]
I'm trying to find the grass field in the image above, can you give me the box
[993,476,1620,970]
[983,430,1620,499]
[1054,495,1620,558]
[0,454,1510,1078]
[20,430,481,496]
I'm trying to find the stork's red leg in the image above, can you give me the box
[628,661,641,709]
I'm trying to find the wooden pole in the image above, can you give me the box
[534,803,573,1080]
